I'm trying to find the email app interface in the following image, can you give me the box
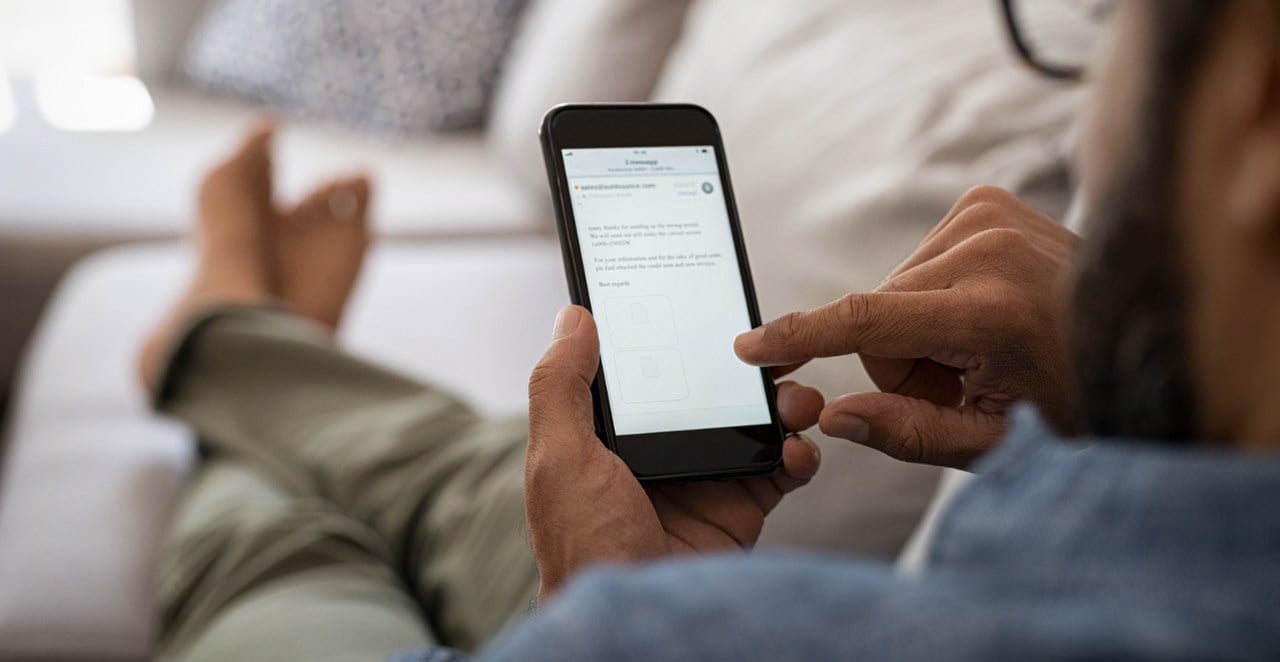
[564,146,771,436]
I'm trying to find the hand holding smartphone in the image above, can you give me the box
[540,104,786,481]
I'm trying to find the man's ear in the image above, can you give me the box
[1223,2,1280,240]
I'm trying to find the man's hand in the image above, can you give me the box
[525,306,821,602]
[735,187,1078,468]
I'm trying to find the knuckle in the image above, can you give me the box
[764,310,805,347]
[839,293,872,331]
[527,362,563,398]
[948,202,1006,236]
[524,442,561,481]
[875,273,905,293]
[968,282,1015,321]
[523,445,549,484]
[964,278,1047,346]
[969,227,1035,257]
[884,414,927,463]
[528,362,579,409]
[947,229,1040,291]
[956,185,1016,208]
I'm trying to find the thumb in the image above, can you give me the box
[527,306,604,467]
[819,392,1005,469]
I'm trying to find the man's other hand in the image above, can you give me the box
[525,306,821,602]
[735,187,1078,469]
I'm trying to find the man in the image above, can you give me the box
[146,1,1280,659]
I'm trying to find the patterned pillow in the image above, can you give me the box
[183,0,526,134]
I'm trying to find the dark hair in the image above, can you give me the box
[1068,1,1227,442]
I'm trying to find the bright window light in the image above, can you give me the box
[1,0,149,132]
[35,71,154,132]
[0,0,135,76]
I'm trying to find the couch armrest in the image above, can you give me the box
[0,238,569,661]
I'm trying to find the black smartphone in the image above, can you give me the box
[540,103,786,482]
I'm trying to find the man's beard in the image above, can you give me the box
[1067,127,1199,442]
[1066,2,1225,442]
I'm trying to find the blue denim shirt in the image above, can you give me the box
[395,407,1280,661]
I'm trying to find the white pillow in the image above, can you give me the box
[487,0,694,191]
[651,0,1086,554]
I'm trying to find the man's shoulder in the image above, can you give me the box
[482,554,956,661]
[483,550,1276,661]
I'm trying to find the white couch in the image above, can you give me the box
[0,0,1084,659]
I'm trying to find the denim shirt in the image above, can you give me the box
[396,407,1280,661]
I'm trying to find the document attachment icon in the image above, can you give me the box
[614,350,689,403]
[605,295,678,349]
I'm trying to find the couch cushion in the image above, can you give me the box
[487,0,693,191]
[0,240,569,661]
[652,0,1086,555]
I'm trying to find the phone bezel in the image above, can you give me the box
[540,103,786,482]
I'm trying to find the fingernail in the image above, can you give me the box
[828,413,869,443]
[552,306,581,339]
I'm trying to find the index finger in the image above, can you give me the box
[734,290,973,367]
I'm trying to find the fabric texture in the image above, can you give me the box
[486,0,694,190]
[183,0,526,134]
[464,406,1280,661]
[153,308,538,660]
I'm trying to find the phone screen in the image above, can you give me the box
[564,145,771,436]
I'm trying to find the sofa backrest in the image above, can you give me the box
[130,0,213,83]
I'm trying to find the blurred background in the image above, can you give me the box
[1,0,147,409]
[0,1,1088,660]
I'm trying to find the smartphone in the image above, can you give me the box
[540,103,786,482]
